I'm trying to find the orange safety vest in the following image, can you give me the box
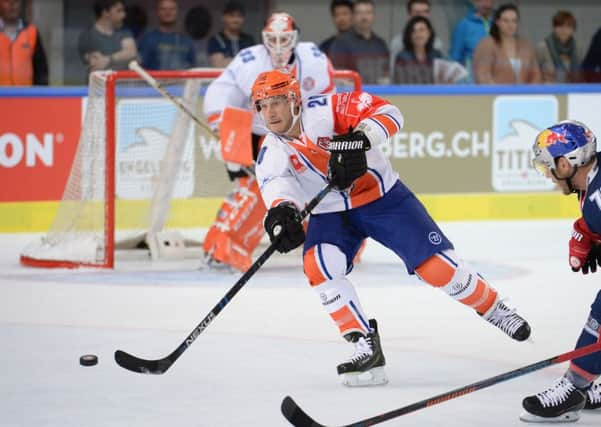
[0,24,38,85]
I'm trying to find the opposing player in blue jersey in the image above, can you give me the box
[521,120,601,423]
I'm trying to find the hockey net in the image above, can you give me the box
[20,68,362,268]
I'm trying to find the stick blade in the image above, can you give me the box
[114,350,170,375]
[281,396,326,427]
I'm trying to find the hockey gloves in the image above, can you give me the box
[569,217,601,274]
[264,204,305,253]
[328,131,371,190]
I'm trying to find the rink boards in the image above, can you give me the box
[1,84,600,232]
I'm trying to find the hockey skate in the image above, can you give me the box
[584,382,601,410]
[337,319,388,387]
[199,252,236,273]
[520,377,586,423]
[482,299,531,341]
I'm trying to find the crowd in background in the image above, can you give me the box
[320,0,601,84]
[1,0,601,86]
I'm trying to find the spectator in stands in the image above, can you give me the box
[78,0,138,73]
[329,0,389,84]
[582,27,601,83]
[450,0,495,80]
[389,0,444,75]
[0,0,48,85]
[138,0,195,70]
[393,16,443,84]
[536,11,582,83]
[319,0,353,56]
[185,5,212,67]
[124,4,148,41]
[207,1,254,68]
[473,3,541,84]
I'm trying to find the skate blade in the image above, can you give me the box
[341,367,388,387]
[584,399,601,411]
[198,259,236,273]
[519,410,581,423]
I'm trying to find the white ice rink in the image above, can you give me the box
[2,219,601,427]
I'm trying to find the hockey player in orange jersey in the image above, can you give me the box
[201,12,335,271]
[252,69,532,386]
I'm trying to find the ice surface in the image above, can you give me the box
[1,220,600,426]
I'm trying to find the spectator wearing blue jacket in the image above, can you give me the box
[139,0,196,70]
[449,0,494,80]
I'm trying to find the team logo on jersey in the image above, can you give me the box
[356,93,373,112]
[289,154,307,172]
[428,231,442,245]
[316,136,331,150]
[302,77,315,91]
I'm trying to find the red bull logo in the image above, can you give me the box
[536,129,567,148]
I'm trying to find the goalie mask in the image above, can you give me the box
[262,13,299,68]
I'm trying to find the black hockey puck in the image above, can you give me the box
[79,354,98,366]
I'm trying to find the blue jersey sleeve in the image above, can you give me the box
[582,154,601,235]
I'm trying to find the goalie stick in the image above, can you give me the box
[128,60,217,138]
[114,183,333,374]
[129,60,255,174]
[281,341,601,427]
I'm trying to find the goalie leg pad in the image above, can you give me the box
[341,366,389,387]
[415,250,498,314]
[304,243,370,337]
[203,177,266,271]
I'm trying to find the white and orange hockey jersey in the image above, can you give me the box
[203,42,335,135]
[256,91,404,214]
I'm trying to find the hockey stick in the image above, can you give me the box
[115,183,333,374]
[129,60,217,138]
[129,60,255,175]
[281,341,601,426]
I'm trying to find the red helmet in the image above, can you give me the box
[262,12,299,68]
[251,69,300,110]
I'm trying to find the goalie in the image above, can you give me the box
[202,12,335,271]
[252,69,531,387]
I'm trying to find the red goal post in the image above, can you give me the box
[19,68,362,269]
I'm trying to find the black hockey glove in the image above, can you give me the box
[264,204,305,253]
[328,131,371,190]
[582,244,601,274]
